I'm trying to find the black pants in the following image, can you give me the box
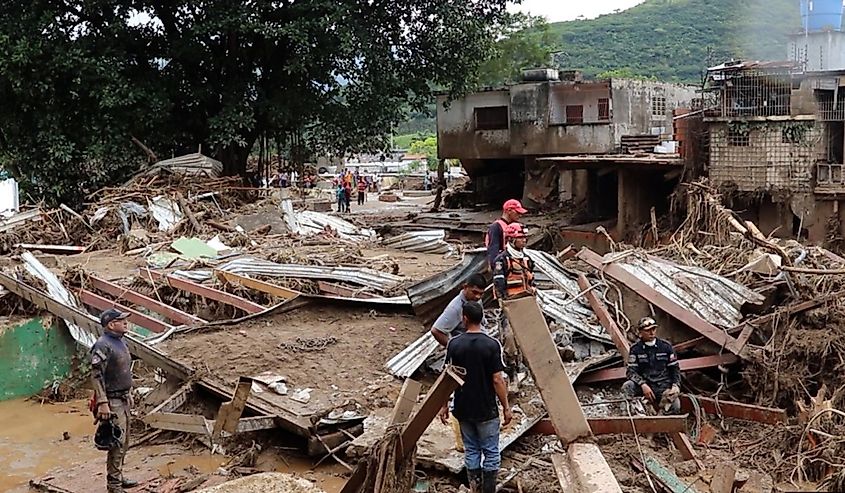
[357,191,365,205]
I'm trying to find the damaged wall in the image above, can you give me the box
[610,79,698,143]
[709,121,824,192]
[0,317,76,400]
[436,90,511,160]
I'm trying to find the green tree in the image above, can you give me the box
[409,136,438,170]
[0,0,513,205]
[478,13,554,87]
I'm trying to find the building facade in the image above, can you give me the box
[436,72,697,238]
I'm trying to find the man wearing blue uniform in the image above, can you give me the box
[90,308,137,493]
[623,317,681,414]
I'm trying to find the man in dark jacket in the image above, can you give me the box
[90,309,137,493]
[623,317,681,414]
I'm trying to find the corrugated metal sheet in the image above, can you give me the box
[407,250,486,314]
[22,252,97,348]
[382,230,452,255]
[154,153,223,177]
[605,252,765,329]
[215,257,405,293]
[537,289,611,344]
[280,198,375,241]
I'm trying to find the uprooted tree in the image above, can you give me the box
[0,0,514,205]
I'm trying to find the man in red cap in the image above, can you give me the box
[485,199,527,270]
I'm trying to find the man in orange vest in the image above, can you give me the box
[485,199,527,270]
[492,223,536,300]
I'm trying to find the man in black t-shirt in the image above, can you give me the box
[439,301,512,493]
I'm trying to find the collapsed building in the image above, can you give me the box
[436,71,697,239]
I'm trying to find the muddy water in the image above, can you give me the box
[256,450,347,493]
[0,398,101,492]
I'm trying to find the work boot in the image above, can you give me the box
[467,468,482,493]
[482,469,498,493]
[121,478,139,488]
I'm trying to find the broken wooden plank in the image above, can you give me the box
[669,432,700,464]
[710,463,737,493]
[389,379,422,426]
[678,395,787,425]
[79,289,174,334]
[88,275,206,326]
[143,269,265,314]
[144,412,211,435]
[530,416,687,436]
[503,297,592,443]
[550,454,576,492]
[577,354,739,384]
[215,270,300,301]
[567,443,624,493]
[577,274,630,360]
[212,376,253,439]
[339,366,464,493]
[16,244,87,254]
[307,424,364,457]
[148,383,194,415]
[577,248,744,356]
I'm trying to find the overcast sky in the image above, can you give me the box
[509,0,647,23]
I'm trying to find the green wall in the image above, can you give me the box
[0,317,77,400]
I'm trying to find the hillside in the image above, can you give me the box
[548,0,802,83]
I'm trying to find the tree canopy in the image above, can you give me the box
[0,0,513,204]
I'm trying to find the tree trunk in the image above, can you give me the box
[431,158,446,212]
[218,143,251,178]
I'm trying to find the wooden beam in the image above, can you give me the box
[88,276,206,326]
[503,297,592,444]
[551,454,576,492]
[577,248,744,356]
[142,269,265,314]
[389,379,422,426]
[144,412,211,435]
[148,383,194,415]
[710,464,737,493]
[530,416,687,436]
[339,366,464,493]
[576,354,739,384]
[678,395,787,425]
[214,270,300,301]
[669,432,699,464]
[212,376,253,439]
[577,274,630,360]
[79,289,174,334]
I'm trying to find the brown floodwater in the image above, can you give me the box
[0,398,102,492]
[0,398,347,493]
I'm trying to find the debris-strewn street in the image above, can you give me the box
[7,1,845,492]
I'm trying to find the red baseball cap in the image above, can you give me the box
[503,199,527,214]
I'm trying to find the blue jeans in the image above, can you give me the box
[459,417,501,471]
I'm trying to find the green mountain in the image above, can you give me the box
[547,0,802,83]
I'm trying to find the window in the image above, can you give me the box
[598,98,610,121]
[565,105,584,124]
[652,96,667,117]
[474,106,509,130]
[728,128,750,147]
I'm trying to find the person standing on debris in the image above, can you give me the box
[335,182,345,213]
[440,301,512,493]
[343,181,353,212]
[485,199,527,269]
[357,177,367,206]
[623,317,682,414]
[492,223,536,300]
[430,273,487,347]
[90,308,137,493]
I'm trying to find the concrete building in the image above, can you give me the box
[704,60,845,242]
[436,71,697,238]
[789,0,845,71]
